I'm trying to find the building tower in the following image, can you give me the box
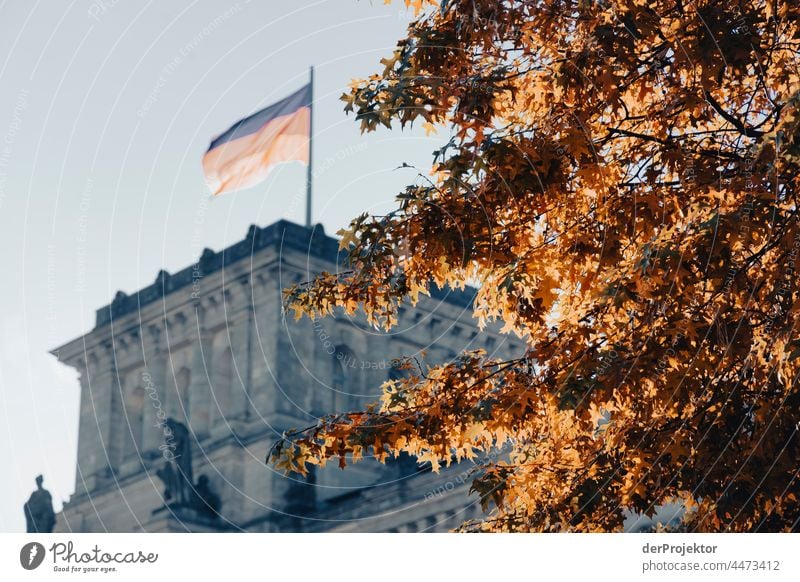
[52,221,520,532]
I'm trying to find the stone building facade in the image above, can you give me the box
[51,220,521,532]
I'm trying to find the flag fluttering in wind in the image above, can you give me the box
[202,83,311,196]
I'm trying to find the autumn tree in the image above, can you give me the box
[271,0,800,532]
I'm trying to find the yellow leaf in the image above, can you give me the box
[336,226,358,250]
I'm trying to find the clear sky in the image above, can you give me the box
[0,0,445,532]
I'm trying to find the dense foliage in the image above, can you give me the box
[271,0,800,532]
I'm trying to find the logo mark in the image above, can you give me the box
[20,542,46,570]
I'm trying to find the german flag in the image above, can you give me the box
[202,83,311,195]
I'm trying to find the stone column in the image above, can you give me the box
[251,268,280,418]
[188,304,212,438]
[73,362,96,495]
[228,304,254,420]
[141,325,166,453]
[74,343,119,493]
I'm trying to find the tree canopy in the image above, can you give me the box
[271,0,800,532]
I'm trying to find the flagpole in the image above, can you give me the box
[305,65,314,228]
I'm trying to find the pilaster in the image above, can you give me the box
[188,303,213,438]
[141,325,166,453]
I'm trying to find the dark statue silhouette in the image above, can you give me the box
[24,475,55,533]
[154,418,221,520]
[158,418,194,506]
[193,474,221,519]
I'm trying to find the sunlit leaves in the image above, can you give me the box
[272,0,800,533]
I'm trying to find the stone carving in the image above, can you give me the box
[23,475,55,533]
[154,418,221,520]
[154,462,178,504]
[155,418,194,506]
[192,475,221,519]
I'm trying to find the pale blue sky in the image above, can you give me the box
[0,0,445,532]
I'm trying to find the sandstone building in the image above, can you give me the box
[51,220,520,532]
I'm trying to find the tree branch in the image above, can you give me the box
[704,90,765,138]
